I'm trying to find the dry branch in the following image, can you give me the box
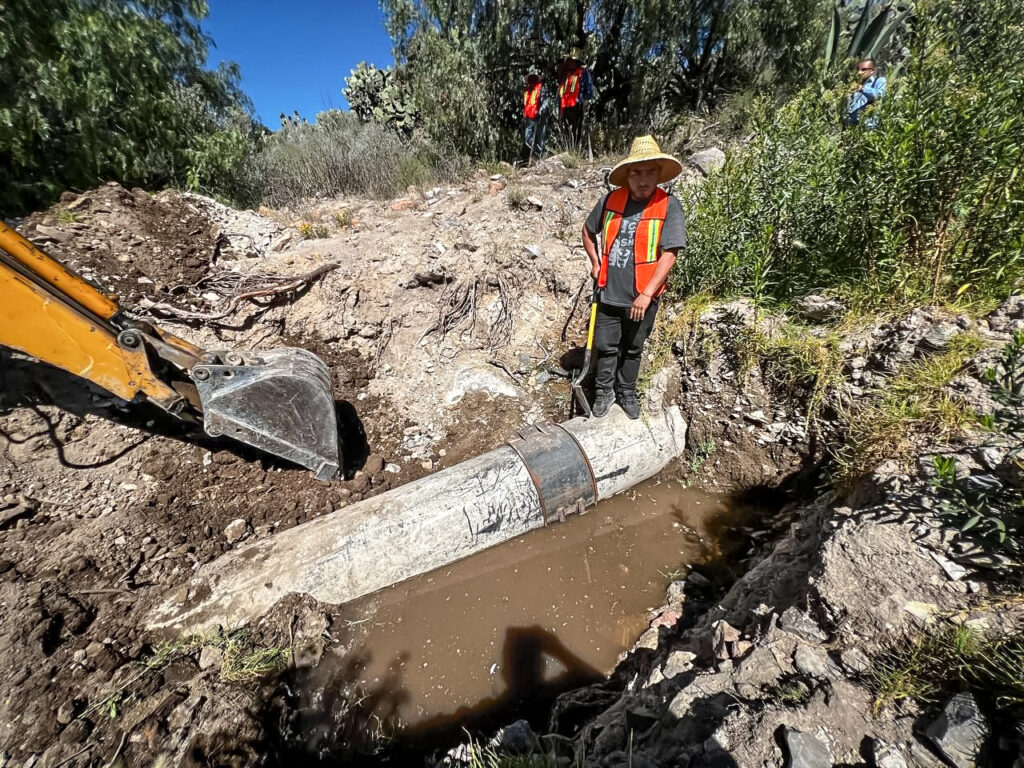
[488,274,517,351]
[376,316,395,362]
[561,277,590,342]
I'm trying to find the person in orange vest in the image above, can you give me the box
[522,69,548,159]
[556,50,592,150]
[581,136,686,419]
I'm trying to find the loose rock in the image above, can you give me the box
[778,606,828,643]
[870,739,908,768]
[795,294,844,322]
[363,454,385,475]
[56,699,80,725]
[687,148,726,176]
[34,224,72,244]
[198,645,223,671]
[929,551,968,581]
[793,645,829,678]
[59,718,92,744]
[663,650,696,679]
[687,571,711,589]
[498,719,536,755]
[781,727,832,768]
[223,518,248,544]
[839,647,870,675]
[925,693,988,768]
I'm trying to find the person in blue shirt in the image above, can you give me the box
[846,58,887,128]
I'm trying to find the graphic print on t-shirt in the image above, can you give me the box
[585,191,688,309]
[602,210,642,307]
[608,215,638,271]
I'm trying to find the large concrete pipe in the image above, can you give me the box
[149,405,687,632]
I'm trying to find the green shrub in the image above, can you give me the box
[0,0,258,213]
[985,328,1024,444]
[677,0,1024,309]
[928,331,1024,551]
[241,110,466,207]
[837,333,986,480]
[874,621,1024,715]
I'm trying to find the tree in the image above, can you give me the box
[0,0,257,211]
[380,0,833,159]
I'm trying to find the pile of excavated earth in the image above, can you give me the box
[2,155,1023,767]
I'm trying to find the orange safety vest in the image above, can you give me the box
[559,66,583,110]
[523,82,542,119]
[599,187,670,298]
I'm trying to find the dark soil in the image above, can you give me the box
[0,184,530,767]
[22,184,222,306]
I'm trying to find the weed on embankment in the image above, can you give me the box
[873,618,1024,716]
[836,332,988,482]
[147,627,290,683]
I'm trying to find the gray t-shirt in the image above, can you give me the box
[585,191,686,307]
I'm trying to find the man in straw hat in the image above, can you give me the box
[581,135,686,419]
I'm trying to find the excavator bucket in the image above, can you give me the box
[191,347,341,480]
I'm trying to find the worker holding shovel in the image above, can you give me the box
[580,135,686,419]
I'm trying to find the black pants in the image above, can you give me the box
[593,301,658,394]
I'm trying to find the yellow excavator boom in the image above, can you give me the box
[0,221,340,479]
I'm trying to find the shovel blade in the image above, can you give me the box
[192,347,340,480]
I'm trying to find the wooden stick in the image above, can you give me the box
[102,730,129,768]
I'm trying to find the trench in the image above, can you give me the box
[262,473,772,765]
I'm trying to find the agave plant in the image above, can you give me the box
[823,0,914,75]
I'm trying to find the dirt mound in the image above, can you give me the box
[1,163,627,766]
[18,183,286,309]
[21,183,215,304]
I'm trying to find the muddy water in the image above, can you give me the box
[334,478,731,729]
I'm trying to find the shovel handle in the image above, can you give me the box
[584,288,598,351]
[584,229,601,352]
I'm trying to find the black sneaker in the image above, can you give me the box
[617,390,641,420]
[591,389,615,418]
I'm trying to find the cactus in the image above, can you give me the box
[343,61,418,134]
[823,1,914,71]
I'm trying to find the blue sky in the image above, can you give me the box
[203,0,395,128]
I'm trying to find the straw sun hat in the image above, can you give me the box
[608,135,683,188]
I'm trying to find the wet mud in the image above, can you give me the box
[260,478,769,765]
[345,482,725,724]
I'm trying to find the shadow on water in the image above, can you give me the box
[251,463,824,767]
[261,625,603,766]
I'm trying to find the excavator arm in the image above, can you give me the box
[0,221,340,479]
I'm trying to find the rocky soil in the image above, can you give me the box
[1,157,710,767]
[2,159,1022,767]
[450,296,1024,768]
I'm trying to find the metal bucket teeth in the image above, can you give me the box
[192,347,340,480]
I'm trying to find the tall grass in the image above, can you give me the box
[676,0,1024,309]
[237,110,467,207]
[874,619,1024,715]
